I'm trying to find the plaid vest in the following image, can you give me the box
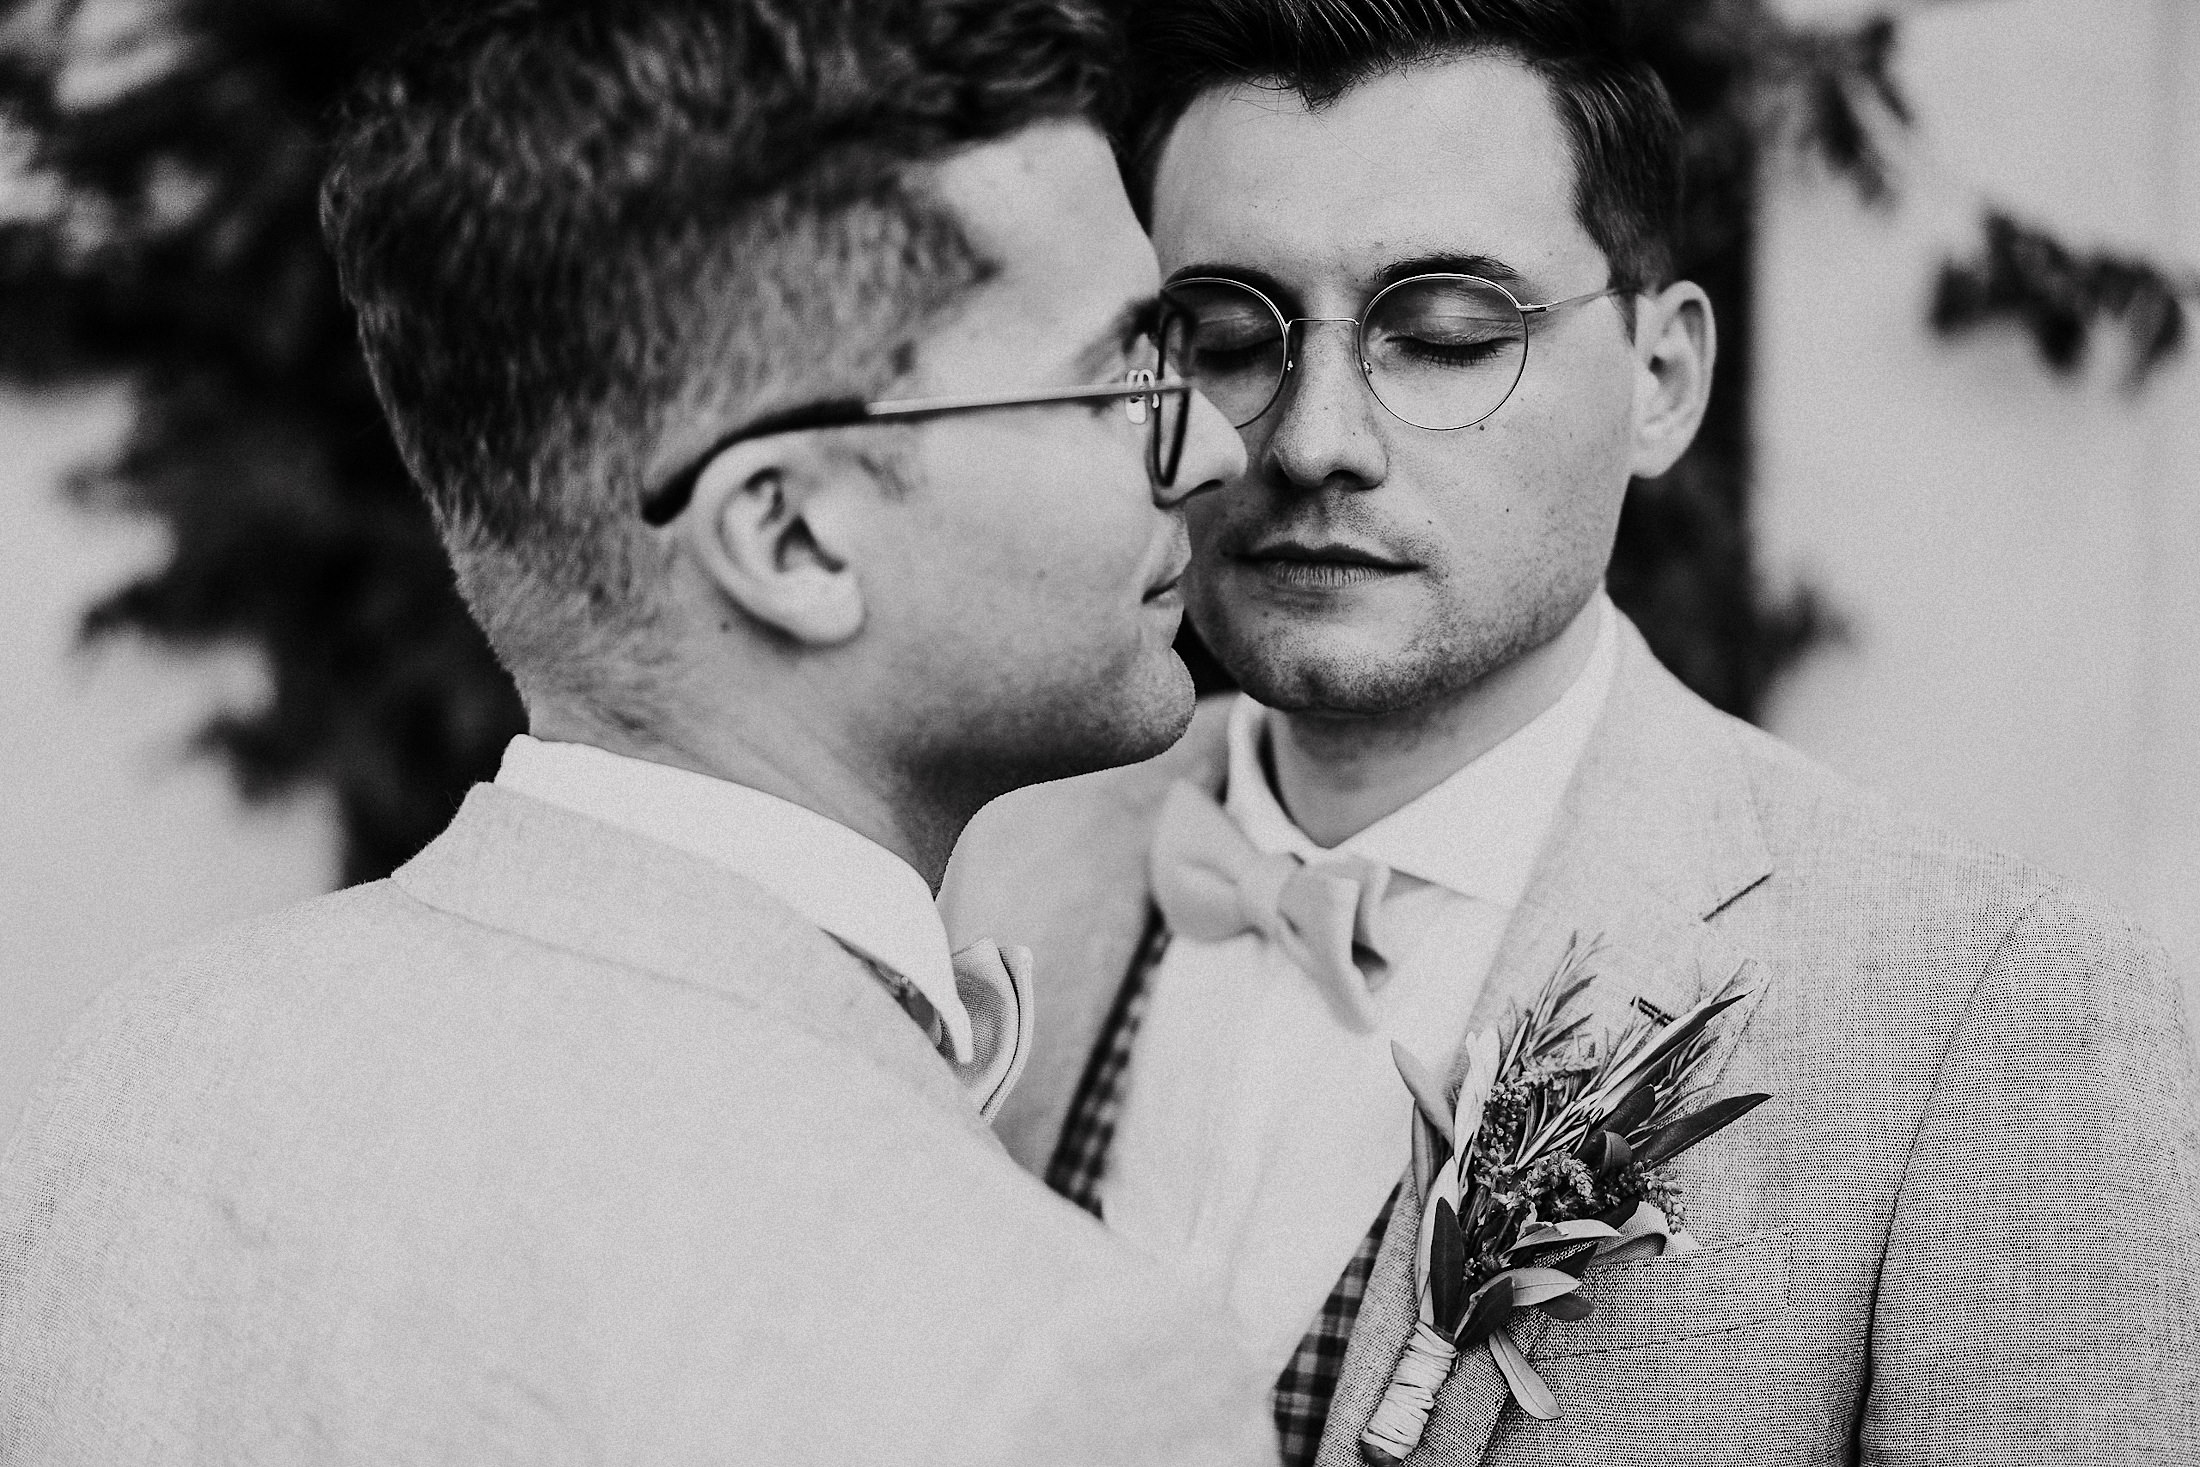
[1044,914,1397,1467]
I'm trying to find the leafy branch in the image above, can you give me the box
[1363,940,1771,1459]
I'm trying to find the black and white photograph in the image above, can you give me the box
[0,0,2195,1462]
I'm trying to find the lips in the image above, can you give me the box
[1242,539,1413,570]
[1230,536,1417,589]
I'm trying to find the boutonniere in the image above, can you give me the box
[1361,939,1772,1465]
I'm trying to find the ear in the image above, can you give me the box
[676,436,870,647]
[1627,280,1717,481]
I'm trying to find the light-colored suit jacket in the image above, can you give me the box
[943,617,2200,1465]
[0,786,1277,1465]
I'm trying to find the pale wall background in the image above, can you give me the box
[1758,0,2200,1005]
[0,388,337,1125]
[2,0,2197,1129]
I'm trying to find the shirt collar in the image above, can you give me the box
[492,736,973,1062]
[1222,591,1619,907]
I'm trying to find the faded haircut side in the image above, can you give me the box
[320,0,1121,710]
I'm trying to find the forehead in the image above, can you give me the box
[929,121,1157,349]
[1150,53,1594,293]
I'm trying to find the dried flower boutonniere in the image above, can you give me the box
[1361,940,1772,1465]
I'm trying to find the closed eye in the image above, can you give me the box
[1390,336,1513,367]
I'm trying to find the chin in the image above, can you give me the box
[1195,576,1580,718]
[1206,621,1476,719]
[957,651,1196,797]
[1082,651,1197,767]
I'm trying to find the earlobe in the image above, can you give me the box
[1628,282,1718,481]
[680,442,867,647]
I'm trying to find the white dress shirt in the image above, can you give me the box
[1101,594,1619,1374]
[493,736,976,1063]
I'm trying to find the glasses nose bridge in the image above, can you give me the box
[1281,314,1372,380]
[1284,313,1364,340]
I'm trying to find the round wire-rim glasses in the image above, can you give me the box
[640,302,1195,526]
[1162,272,1625,433]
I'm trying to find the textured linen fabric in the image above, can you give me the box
[943,612,2200,1466]
[495,733,977,1062]
[0,785,1279,1466]
[1104,600,1614,1378]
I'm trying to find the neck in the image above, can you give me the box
[1267,596,1602,848]
[528,695,962,891]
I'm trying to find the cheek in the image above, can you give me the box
[1415,376,1633,566]
[901,433,1154,633]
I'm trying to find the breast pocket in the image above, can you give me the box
[1534,1230,1790,1358]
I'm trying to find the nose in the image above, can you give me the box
[1259,318,1387,493]
[1155,383,1247,509]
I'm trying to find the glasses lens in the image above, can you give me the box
[1166,278,1287,428]
[1361,276,1527,430]
[1153,302,1191,486]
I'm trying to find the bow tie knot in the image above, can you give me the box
[1231,850,1304,933]
[1149,781,1394,1031]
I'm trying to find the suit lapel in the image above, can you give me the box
[1316,623,1779,1467]
[397,784,990,1136]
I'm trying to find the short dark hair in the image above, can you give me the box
[320,0,1119,704]
[1124,0,1681,293]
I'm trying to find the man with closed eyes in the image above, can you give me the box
[947,2,2199,1463]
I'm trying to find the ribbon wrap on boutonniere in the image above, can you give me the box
[1361,938,1773,1465]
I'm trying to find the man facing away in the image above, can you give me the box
[0,2,1279,1462]
[945,2,2200,1463]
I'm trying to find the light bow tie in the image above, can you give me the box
[1148,780,1394,1031]
[947,939,1035,1122]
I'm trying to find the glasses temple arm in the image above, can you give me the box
[641,378,1192,525]
[639,398,873,526]
[1518,285,1634,316]
[865,379,1190,418]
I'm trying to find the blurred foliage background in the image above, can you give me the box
[0,0,2186,884]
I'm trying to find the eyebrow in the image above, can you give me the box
[1166,262,1297,307]
[1372,252,1525,291]
[1166,252,1528,310]
[1069,294,1161,381]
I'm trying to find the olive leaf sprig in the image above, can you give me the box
[1361,939,1771,1465]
